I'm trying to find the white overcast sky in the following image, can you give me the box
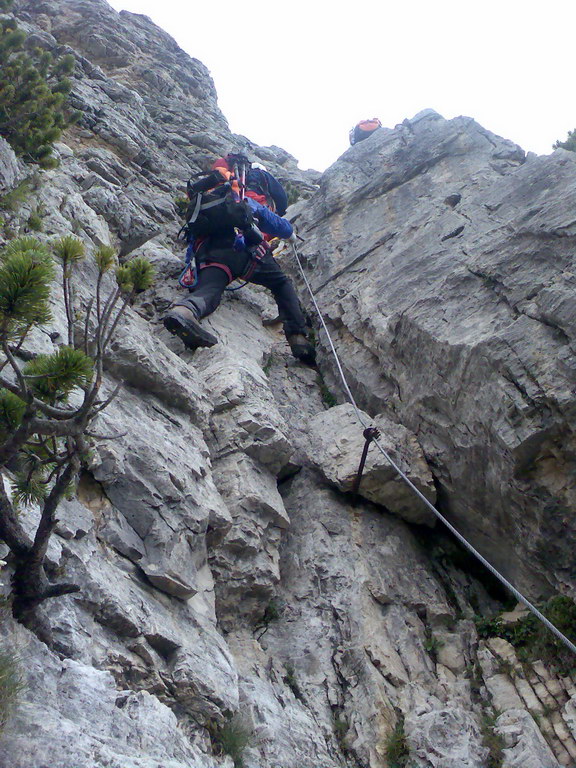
[107,0,576,171]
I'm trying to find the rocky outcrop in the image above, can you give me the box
[306,403,436,524]
[292,109,576,599]
[0,2,575,768]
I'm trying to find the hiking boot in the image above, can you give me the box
[163,305,218,349]
[287,333,316,365]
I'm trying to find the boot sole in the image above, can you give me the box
[163,313,218,349]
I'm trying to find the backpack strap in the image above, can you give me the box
[188,192,203,223]
[197,196,229,213]
[184,183,231,230]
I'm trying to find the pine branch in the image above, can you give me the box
[96,271,103,325]
[66,277,75,347]
[0,405,35,468]
[1,423,70,481]
[41,452,69,486]
[30,460,76,564]
[102,294,132,351]
[1,341,30,401]
[83,298,93,356]
[0,475,31,556]
[81,286,121,413]
[80,368,102,414]
[0,375,77,419]
[61,260,74,346]
[0,324,33,374]
[28,417,82,439]
[91,381,122,415]
[98,287,121,344]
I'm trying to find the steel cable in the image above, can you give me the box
[290,241,576,657]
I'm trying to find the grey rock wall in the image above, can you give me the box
[292,109,576,599]
[0,2,574,768]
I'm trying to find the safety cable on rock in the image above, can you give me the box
[289,241,576,658]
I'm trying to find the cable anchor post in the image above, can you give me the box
[351,427,380,499]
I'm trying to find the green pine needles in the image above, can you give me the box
[116,257,155,294]
[24,347,93,404]
[94,245,116,273]
[0,15,80,168]
[214,716,252,768]
[0,234,155,625]
[0,388,25,440]
[554,129,576,153]
[385,718,410,768]
[0,238,54,335]
[0,178,32,213]
[53,234,85,269]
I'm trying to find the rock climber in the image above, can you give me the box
[349,118,382,146]
[163,153,315,365]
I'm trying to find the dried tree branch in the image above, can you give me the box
[0,407,36,468]
[1,341,30,400]
[83,298,93,356]
[61,261,75,347]
[0,477,32,557]
[91,381,123,415]
[31,460,76,564]
[102,294,132,351]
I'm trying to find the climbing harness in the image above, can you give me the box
[223,241,270,293]
[178,237,269,294]
[289,240,576,658]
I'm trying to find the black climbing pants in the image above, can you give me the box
[174,247,307,337]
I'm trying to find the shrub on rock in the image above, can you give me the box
[0,15,80,168]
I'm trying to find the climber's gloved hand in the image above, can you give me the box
[287,233,298,244]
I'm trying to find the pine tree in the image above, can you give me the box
[0,236,154,631]
[0,16,79,169]
[553,129,576,153]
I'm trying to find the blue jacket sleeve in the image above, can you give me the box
[247,198,293,239]
[262,171,289,216]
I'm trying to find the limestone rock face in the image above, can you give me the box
[0,3,574,768]
[306,403,436,524]
[0,137,23,194]
[0,623,216,768]
[293,109,576,597]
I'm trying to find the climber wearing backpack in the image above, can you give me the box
[163,153,315,364]
[349,118,382,146]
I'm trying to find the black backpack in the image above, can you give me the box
[349,118,382,146]
[246,168,289,216]
[181,169,254,240]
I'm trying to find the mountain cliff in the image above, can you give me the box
[0,2,575,767]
